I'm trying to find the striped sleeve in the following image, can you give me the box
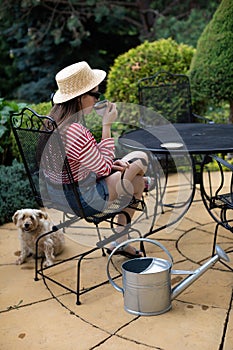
[65,123,115,178]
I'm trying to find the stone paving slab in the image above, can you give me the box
[0,299,109,350]
[1,182,233,349]
[116,301,227,350]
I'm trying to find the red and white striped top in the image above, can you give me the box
[64,122,115,182]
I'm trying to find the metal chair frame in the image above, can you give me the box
[138,70,212,209]
[201,154,233,271]
[10,107,147,304]
[138,70,210,125]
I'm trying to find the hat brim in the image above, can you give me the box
[53,69,106,104]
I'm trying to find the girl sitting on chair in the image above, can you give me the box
[46,61,151,258]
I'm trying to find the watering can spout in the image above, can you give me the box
[171,245,230,300]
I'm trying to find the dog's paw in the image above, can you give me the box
[43,260,53,268]
[15,257,25,265]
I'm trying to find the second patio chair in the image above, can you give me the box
[201,154,233,271]
[138,70,212,210]
[138,70,210,126]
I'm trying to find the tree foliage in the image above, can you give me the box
[0,0,219,103]
[189,0,233,122]
[154,3,219,47]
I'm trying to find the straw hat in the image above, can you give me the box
[53,61,106,104]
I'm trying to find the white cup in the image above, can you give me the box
[94,100,109,116]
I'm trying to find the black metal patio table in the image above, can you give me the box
[119,123,233,236]
[119,123,233,155]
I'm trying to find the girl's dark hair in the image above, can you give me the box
[49,96,82,126]
[36,96,83,166]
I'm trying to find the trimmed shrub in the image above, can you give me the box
[30,101,51,116]
[0,100,51,167]
[105,38,195,105]
[0,160,39,224]
[189,0,233,122]
[0,98,27,165]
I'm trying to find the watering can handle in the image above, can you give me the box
[106,238,174,294]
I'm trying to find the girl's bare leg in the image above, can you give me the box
[105,151,148,254]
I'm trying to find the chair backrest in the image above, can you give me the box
[10,107,138,224]
[10,107,85,217]
[138,70,194,125]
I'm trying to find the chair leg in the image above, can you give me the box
[34,253,39,281]
[76,247,100,305]
[212,223,220,257]
[34,234,40,281]
[140,241,147,256]
[76,255,83,305]
[95,224,106,256]
[212,223,233,272]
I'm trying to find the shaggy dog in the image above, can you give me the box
[13,209,65,267]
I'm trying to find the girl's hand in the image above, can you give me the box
[102,102,118,126]
[112,159,130,172]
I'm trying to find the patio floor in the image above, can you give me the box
[1,175,233,350]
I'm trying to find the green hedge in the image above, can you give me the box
[0,98,28,165]
[0,100,51,166]
[0,160,39,225]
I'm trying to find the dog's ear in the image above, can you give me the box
[12,210,20,225]
[36,210,48,220]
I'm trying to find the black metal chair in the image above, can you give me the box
[138,70,211,126]
[138,70,213,173]
[10,107,149,304]
[138,70,212,209]
[201,154,233,271]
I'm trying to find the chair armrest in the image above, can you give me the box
[192,113,214,124]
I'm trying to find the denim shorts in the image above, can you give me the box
[46,173,109,217]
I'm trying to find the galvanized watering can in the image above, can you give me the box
[106,238,230,316]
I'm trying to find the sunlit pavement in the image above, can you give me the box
[1,174,233,350]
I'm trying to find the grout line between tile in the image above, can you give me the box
[218,287,233,350]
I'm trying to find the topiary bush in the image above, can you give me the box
[105,38,195,105]
[0,99,51,167]
[189,0,233,123]
[30,101,51,116]
[0,98,27,165]
[0,160,39,224]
